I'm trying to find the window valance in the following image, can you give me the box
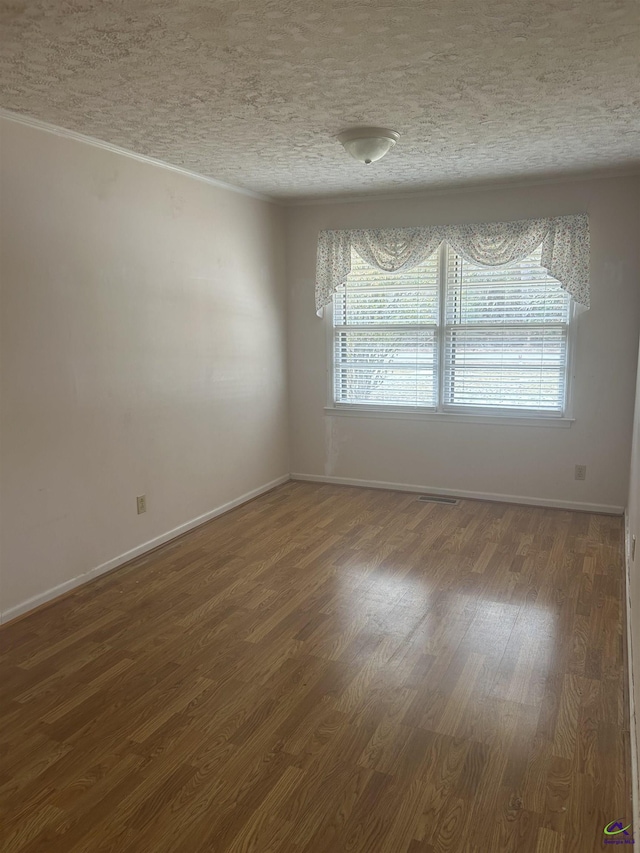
[315,214,590,315]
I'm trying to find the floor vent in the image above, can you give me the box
[417,495,459,505]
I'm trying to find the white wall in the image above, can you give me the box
[627,328,640,829]
[287,177,640,512]
[0,117,289,620]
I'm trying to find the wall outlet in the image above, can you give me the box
[574,465,587,481]
[633,536,637,562]
[137,494,147,514]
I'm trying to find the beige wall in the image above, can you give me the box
[287,176,640,512]
[0,117,288,620]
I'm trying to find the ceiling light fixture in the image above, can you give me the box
[337,127,400,165]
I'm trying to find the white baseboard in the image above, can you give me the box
[625,511,640,834]
[1,470,625,621]
[290,473,624,515]
[0,474,290,625]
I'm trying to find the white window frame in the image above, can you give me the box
[325,242,577,428]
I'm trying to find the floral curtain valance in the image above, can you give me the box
[315,214,590,314]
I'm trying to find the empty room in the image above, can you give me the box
[1,2,639,852]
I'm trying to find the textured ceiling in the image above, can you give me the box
[1,0,639,200]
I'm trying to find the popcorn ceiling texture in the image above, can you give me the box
[1,0,638,199]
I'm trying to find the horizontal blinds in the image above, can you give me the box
[333,249,439,407]
[443,327,567,410]
[333,245,571,414]
[444,247,570,412]
[445,248,570,326]
[334,329,437,406]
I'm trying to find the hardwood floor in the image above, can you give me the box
[0,481,631,852]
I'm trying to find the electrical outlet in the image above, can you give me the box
[574,465,587,481]
[137,494,146,514]
[633,536,637,562]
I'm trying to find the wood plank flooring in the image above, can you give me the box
[0,481,631,852]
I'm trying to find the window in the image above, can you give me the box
[331,243,573,417]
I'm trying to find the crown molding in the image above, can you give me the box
[281,166,640,207]
[0,108,277,204]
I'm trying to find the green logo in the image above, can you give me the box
[604,819,632,837]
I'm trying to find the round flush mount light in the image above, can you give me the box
[337,127,400,165]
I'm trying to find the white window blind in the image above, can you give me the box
[332,245,572,415]
[333,253,440,407]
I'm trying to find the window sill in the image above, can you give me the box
[324,406,575,428]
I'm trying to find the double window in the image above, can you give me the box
[331,243,573,416]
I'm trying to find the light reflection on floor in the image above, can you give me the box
[314,560,560,748]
